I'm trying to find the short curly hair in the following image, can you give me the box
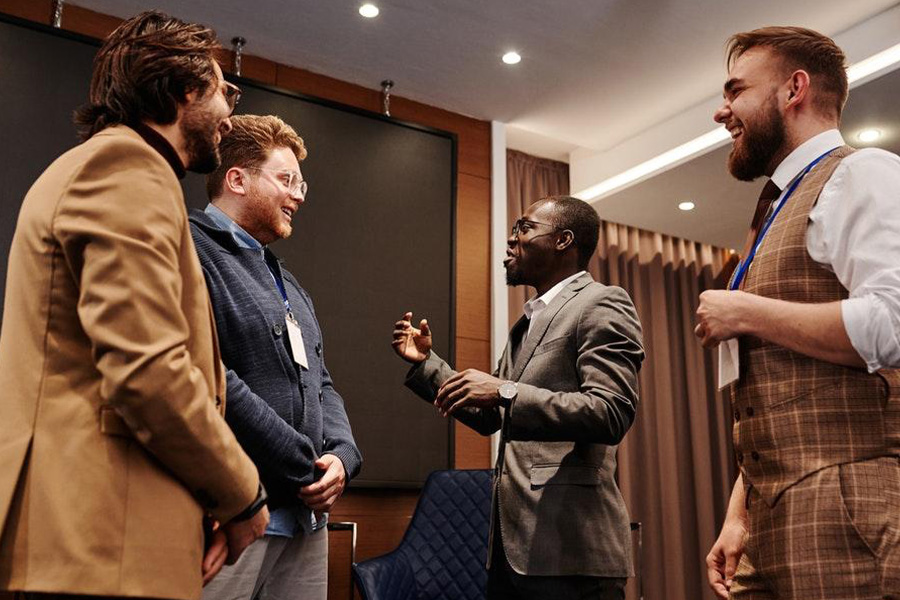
[206,114,308,200]
[541,195,600,270]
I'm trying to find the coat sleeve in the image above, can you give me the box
[405,351,502,436]
[223,367,320,494]
[55,140,258,522]
[507,286,644,444]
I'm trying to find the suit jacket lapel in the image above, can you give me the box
[509,272,593,381]
[500,315,530,379]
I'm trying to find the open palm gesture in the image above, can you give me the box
[392,311,432,363]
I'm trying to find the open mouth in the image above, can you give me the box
[281,207,293,222]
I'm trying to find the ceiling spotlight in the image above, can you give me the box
[857,128,882,143]
[359,3,379,18]
[502,51,521,65]
[678,201,695,211]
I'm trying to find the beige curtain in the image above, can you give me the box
[506,149,570,325]
[589,223,735,600]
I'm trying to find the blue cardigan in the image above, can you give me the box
[189,209,361,512]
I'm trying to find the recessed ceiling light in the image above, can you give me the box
[502,51,521,65]
[858,128,882,143]
[359,4,379,18]
[678,201,695,211]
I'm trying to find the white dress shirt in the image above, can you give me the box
[523,271,587,337]
[767,129,900,372]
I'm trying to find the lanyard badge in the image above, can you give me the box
[719,146,837,390]
[729,147,838,291]
[268,262,309,369]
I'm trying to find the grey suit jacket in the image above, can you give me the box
[406,272,644,577]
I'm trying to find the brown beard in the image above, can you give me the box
[727,94,785,182]
[180,99,222,174]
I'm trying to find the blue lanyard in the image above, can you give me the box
[729,147,837,290]
[265,260,294,319]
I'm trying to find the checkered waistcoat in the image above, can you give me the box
[732,145,900,507]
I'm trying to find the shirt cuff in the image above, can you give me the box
[842,297,882,373]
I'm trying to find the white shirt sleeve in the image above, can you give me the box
[808,148,900,372]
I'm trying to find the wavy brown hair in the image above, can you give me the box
[206,114,307,200]
[74,11,221,140]
[726,26,848,121]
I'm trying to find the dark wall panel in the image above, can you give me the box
[0,15,455,486]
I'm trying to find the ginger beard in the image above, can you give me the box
[243,176,294,244]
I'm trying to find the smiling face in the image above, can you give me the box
[240,146,305,245]
[714,46,789,182]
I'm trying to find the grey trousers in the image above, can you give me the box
[202,528,328,600]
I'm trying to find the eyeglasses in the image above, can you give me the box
[223,81,242,115]
[245,167,308,198]
[510,218,562,238]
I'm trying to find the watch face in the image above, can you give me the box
[499,381,517,400]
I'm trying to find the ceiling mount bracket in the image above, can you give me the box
[231,37,247,77]
[381,79,394,117]
[51,0,64,28]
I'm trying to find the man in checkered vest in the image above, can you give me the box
[696,26,900,599]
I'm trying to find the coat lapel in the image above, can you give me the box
[509,272,593,381]
[499,315,530,379]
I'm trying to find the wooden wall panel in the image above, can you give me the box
[276,64,382,114]
[218,49,278,85]
[0,5,494,600]
[454,337,493,469]
[456,173,491,341]
[0,0,48,23]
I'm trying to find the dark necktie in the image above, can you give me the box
[738,179,781,263]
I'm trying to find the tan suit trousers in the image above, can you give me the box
[731,456,900,599]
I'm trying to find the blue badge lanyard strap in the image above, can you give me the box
[266,260,295,323]
[730,147,838,291]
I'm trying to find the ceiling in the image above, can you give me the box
[66,0,900,248]
[598,66,900,250]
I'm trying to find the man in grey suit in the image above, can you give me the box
[392,195,644,599]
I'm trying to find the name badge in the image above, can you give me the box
[717,338,739,390]
[286,318,309,369]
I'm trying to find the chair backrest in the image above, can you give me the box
[398,469,492,599]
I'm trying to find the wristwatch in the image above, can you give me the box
[498,380,518,407]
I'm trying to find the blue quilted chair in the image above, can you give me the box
[352,469,492,600]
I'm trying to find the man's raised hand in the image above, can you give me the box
[392,311,432,364]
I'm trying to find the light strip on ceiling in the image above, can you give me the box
[574,41,900,203]
[846,41,900,83]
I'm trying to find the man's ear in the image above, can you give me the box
[785,69,811,110]
[181,88,200,108]
[224,167,248,196]
[556,229,575,252]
